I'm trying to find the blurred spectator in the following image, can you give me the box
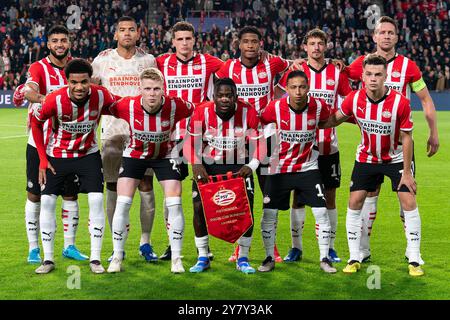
[0,0,448,91]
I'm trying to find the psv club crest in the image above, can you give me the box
[212,188,236,206]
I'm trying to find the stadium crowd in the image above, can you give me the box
[0,0,449,91]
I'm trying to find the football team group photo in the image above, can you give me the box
[0,0,448,301]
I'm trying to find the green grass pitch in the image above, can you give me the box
[0,109,449,300]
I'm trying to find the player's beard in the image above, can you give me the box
[50,48,70,60]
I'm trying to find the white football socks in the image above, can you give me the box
[261,208,278,258]
[40,195,57,262]
[25,199,40,251]
[112,195,132,260]
[404,207,421,264]
[328,208,338,250]
[139,190,155,246]
[61,200,78,248]
[346,208,362,262]
[290,207,305,250]
[166,197,184,260]
[237,236,252,259]
[312,207,331,261]
[360,196,378,254]
[106,189,117,231]
[195,235,209,258]
[88,192,105,262]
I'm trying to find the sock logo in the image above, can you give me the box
[42,231,52,240]
[28,221,37,226]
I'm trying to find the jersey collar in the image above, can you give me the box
[365,87,390,104]
[140,95,165,115]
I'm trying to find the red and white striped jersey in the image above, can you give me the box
[109,95,193,159]
[25,56,72,147]
[340,88,413,164]
[33,84,116,158]
[260,96,330,174]
[156,53,224,140]
[278,62,352,155]
[215,56,289,113]
[345,54,425,98]
[187,100,262,164]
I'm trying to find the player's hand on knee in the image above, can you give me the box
[427,134,439,157]
[238,165,253,178]
[398,173,417,195]
[193,164,208,183]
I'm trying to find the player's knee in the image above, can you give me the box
[399,196,417,212]
[62,195,77,201]
[27,192,40,203]
[106,182,117,192]
[102,140,123,160]
[138,176,153,192]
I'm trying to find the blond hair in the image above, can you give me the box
[140,67,164,82]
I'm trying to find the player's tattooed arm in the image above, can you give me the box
[398,130,416,195]
[24,83,45,104]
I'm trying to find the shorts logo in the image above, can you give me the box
[161,120,170,127]
[263,196,271,204]
[213,189,236,206]
[119,167,124,174]
[382,111,392,118]
[349,181,353,187]
[326,79,335,86]
[41,184,46,191]
[27,180,33,189]
[192,191,198,198]
[307,119,316,126]
[193,64,202,71]
[90,110,98,117]
[391,71,401,78]
[258,72,267,79]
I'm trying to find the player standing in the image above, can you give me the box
[13,25,87,264]
[215,26,295,263]
[91,16,158,262]
[321,54,424,277]
[258,70,336,273]
[106,68,193,274]
[276,29,352,263]
[31,59,117,274]
[186,78,263,274]
[155,21,224,261]
[344,16,438,263]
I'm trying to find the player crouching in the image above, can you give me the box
[106,68,193,274]
[185,78,264,274]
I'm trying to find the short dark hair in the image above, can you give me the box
[214,78,237,95]
[47,25,69,38]
[375,16,399,34]
[238,26,262,40]
[286,70,309,84]
[171,21,195,38]
[65,58,93,78]
[117,16,137,25]
[303,28,327,44]
[363,53,387,69]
